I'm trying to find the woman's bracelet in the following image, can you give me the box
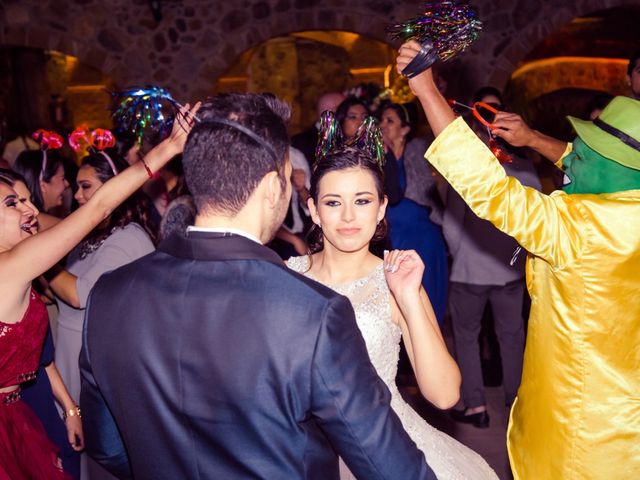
[140,157,154,178]
[62,406,81,421]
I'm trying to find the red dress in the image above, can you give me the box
[0,290,71,480]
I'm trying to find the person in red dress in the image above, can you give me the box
[0,103,199,479]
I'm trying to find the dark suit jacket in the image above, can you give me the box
[80,231,435,480]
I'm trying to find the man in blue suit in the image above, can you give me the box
[80,93,435,479]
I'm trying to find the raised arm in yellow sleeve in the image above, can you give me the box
[425,118,583,268]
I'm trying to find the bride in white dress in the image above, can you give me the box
[286,144,498,480]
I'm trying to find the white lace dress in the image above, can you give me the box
[287,256,498,480]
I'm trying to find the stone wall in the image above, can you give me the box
[1,0,632,103]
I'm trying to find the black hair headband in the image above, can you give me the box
[592,117,640,152]
[197,117,280,164]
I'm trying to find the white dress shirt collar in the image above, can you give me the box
[186,226,262,245]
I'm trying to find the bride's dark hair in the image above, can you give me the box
[307,146,388,254]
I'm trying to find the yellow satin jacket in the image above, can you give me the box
[426,118,640,479]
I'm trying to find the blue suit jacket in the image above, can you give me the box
[80,231,435,479]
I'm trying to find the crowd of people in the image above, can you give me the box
[0,44,638,480]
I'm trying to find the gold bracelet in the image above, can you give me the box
[62,406,81,421]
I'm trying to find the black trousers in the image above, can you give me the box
[449,280,525,408]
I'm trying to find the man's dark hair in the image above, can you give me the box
[472,86,504,106]
[627,50,640,76]
[183,93,290,215]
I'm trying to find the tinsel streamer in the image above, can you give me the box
[386,2,482,62]
[346,117,386,168]
[111,86,179,143]
[315,110,344,161]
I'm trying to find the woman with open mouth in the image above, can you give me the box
[0,103,199,479]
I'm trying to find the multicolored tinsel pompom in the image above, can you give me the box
[387,2,482,62]
[346,117,385,168]
[315,110,344,161]
[315,111,385,169]
[111,86,178,143]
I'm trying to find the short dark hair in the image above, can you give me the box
[13,150,64,211]
[627,51,640,76]
[472,86,504,105]
[183,93,290,215]
[307,147,387,253]
[585,93,614,118]
[335,97,369,130]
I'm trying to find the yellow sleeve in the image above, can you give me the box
[426,117,582,267]
[555,142,573,170]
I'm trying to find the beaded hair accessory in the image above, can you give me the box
[32,130,64,182]
[315,110,385,168]
[69,125,119,175]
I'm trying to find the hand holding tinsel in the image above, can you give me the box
[387,2,482,78]
[111,86,199,144]
[315,110,385,168]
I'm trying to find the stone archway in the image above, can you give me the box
[2,0,636,102]
[484,0,635,89]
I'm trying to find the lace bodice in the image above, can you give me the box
[287,256,401,388]
[288,255,498,480]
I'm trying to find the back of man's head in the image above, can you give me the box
[183,93,290,216]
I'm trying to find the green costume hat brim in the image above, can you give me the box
[567,96,640,171]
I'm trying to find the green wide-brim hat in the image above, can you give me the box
[568,96,640,171]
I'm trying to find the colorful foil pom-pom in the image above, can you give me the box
[387,2,482,62]
[315,111,344,161]
[346,117,386,168]
[315,111,385,169]
[111,86,178,143]
[32,130,64,150]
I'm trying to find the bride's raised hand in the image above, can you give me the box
[383,249,424,301]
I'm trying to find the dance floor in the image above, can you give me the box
[400,384,511,480]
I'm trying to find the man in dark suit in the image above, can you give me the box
[80,93,435,480]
